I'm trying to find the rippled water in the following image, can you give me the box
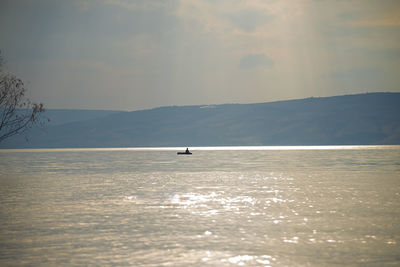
[0,146,399,266]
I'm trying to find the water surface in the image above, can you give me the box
[0,146,399,266]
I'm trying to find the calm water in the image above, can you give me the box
[0,146,399,266]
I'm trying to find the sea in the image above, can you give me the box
[0,146,399,266]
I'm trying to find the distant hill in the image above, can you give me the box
[41,109,124,126]
[1,93,400,148]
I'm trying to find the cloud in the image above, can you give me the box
[239,54,274,69]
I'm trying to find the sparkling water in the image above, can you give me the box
[0,146,399,266]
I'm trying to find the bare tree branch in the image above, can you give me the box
[0,51,46,143]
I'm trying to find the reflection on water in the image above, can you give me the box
[0,147,399,266]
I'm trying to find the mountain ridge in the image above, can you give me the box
[1,92,399,148]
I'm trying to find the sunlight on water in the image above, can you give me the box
[0,146,399,266]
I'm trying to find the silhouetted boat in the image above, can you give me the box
[178,148,192,155]
[177,151,192,155]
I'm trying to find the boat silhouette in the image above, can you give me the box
[177,148,192,155]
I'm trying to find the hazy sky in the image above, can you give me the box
[1,0,399,110]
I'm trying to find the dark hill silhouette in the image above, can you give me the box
[1,93,399,148]
[43,109,123,126]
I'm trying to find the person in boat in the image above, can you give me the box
[185,148,190,153]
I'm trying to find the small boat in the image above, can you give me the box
[177,151,192,155]
[178,148,192,155]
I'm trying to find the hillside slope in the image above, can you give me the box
[1,93,399,148]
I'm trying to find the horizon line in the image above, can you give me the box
[1,145,399,153]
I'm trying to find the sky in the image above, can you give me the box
[1,0,399,111]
